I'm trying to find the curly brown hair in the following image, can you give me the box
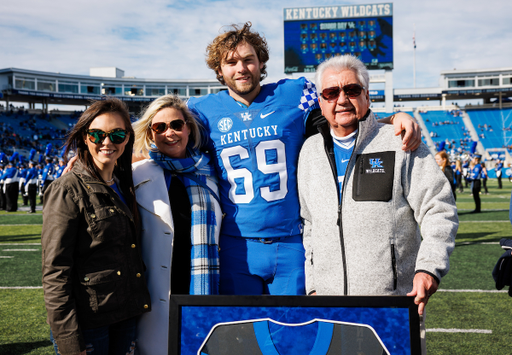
[206,22,270,85]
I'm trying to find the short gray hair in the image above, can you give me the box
[314,55,369,94]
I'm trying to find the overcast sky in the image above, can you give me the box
[1,0,511,90]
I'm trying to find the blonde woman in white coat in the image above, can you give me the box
[132,95,222,355]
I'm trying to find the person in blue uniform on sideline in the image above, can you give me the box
[0,162,5,210]
[495,159,503,189]
[481,162,489,194]
[54,158,66,179]
[0,161,20,212]
[463,159,470,188]
[24,161,39,213]
[187,22,421,296]
[468,155,483,213]
[509,189,512,224]
[40,156,55,204]
[18,163,29,206]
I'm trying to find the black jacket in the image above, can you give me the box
[41,163,151,355]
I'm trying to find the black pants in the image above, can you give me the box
[472,179,481,212]
[456,174,463,192]
[28,184,37,213]
[497,175,502,189]
[20,183,28,205]
[5,182,18,212]
[482,178,488,193]
[0,183,5,210]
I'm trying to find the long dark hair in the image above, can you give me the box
[64,97,140,230]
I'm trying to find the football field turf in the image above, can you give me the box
[1,180,511,354]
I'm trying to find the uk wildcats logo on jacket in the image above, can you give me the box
[367,158,385,173]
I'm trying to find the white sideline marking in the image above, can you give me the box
[0,256,14,258]
[0,286,42,289]
[458,209,509,212]
[438,289,507,293]
[0,243,40,245]
[0,224,41,226]
[427,328,492,334]
[2,249,39,251]
[456,242,499,245]
[459,221,511,223]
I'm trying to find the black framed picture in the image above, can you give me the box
[169,295,420,355]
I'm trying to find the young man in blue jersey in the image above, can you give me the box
[187,22,420,295]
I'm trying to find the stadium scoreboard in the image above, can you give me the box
[283,3,394,74]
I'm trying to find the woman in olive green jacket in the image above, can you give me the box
[42,98,151,355]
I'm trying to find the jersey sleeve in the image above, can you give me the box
[298,78,322,137]
[187,97,215,151]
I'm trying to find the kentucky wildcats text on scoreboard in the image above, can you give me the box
[283,3,394,74]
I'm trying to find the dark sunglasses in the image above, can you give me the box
[150,120,186,134]
[86,128,128,144]
[320,84,365,101]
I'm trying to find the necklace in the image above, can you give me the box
[105,176,114,184]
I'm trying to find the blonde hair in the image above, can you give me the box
[133,95,203,158]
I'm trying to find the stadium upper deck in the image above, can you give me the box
[1,66,511,114]
[0,67,225,113]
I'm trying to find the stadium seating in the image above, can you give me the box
[1,107,511,165]
[418,110,470,154]
[0,110,70,157]
[0,109,139,159]
[466,108,512,151]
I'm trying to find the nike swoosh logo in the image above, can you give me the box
[260,111,275,119]
[341,159,350,163]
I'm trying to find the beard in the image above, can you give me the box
[223,72,260,97]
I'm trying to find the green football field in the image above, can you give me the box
[1,180,511,354]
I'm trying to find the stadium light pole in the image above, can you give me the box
[413,25,416,89]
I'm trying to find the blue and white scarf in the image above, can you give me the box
[149,147,220,295]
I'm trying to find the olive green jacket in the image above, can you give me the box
[41,163,150,355]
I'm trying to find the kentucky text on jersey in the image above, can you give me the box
[220,125,279,145]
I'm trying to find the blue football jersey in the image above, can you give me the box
[200,319,389,355]
[188,77,319,238]
[470,164,483,180]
